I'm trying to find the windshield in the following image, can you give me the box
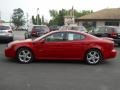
[94,27,107,33]
[34,32,51,41]
[0,26,10,30]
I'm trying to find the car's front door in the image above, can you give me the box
[34,32,67,59]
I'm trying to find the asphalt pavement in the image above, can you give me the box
[0,31,120,90]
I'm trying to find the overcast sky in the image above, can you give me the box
[0,0,120,21]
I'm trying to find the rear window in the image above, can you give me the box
[33,26,49,32]
[59,26,69,30]
[70,26,87,32]
[0,26,10,30]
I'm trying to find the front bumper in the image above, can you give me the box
[5,47,16,58]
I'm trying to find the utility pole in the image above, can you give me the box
[37,8,39,25]
[72,6,75,24]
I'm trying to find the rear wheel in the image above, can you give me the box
[85,49,102,65]
[17,48,33,64]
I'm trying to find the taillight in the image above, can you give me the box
[110,32,117,37]
[8,30,12,33]
[31,28,36,34]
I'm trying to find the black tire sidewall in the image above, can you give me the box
[85,49,102,65]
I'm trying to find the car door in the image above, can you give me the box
[63,32,86,59]
[34,32,67,59]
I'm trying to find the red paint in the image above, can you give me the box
[5,30,117,61]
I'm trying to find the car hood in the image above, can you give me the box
[8,39,33,47]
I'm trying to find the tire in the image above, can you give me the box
[17,48,33,64]
[85,49,102,65]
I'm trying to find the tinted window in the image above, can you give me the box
[59,26,69,30]
[94,27,107,33]
[0,26,10,30]
[33,26,49,32]
[45,32,65,42]
[70,26,87,32]
[67,32,85,41]
[106,27,116,33]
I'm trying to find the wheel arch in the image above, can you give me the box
[16,46,35,59]
[84,48,104,60]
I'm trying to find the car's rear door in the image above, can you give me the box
[63,32,86,59]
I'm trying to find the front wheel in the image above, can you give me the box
[85,49,102,65]
[17,48,33,64]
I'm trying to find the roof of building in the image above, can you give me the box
[77,8,120,21]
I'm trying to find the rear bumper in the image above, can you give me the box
[105,49,117,59]
[0,36,13,41]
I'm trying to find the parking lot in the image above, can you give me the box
[0,31,120,90]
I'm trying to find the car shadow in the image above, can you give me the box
[5,58,114,66]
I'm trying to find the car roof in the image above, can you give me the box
[50,30,87,35]
[97,26,119,28]
[32,25,47,27]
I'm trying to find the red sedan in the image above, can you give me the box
[5,30,117,65]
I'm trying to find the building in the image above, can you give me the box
[76,8,120,27]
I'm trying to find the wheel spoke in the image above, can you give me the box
[19,54,24,58]
[88,52,93,57]
[91,59,96,63]
[22,51,26,54]
[95,55,99,59]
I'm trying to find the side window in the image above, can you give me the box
[45,32,65,42]
[67,33,85,41]
[107,28,115,33]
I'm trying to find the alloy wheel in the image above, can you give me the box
[86,50,101,65]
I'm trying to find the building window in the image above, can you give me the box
[105,21,119,26]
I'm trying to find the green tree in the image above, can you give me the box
[49,9,67,26]
[49,10,58,18]
[57,10,65,26]
[36,14,41,25]
[49,9,93,26]
[41,16,44,24]
[12,8,25,30]
[32,14,41,25]
[32,16,36,25]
